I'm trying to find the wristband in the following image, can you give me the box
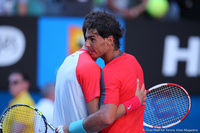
[69,119,86,133]
[57,125,64,133]
[123,96,141,114]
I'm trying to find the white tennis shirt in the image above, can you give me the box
[53,49,100,127]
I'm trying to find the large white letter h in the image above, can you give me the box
[162,35,200,77]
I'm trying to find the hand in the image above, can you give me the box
[135,79,147,106]
[55,125,69,133]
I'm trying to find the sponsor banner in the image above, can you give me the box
[0,26,26,67]
[126,19,200,94]
[0,17,37,90]
[0,17,38,90]
[37,17,125,89]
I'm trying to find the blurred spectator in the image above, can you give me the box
[13,0,45,16]
[7,70,35,133]
[25,0,92,16]
[0,0,29,16]
[0,0,15,16]
[1,0,199,19]
[0,0,45,16]
[16,0,92,16]
[165,0,181,21]
[0,0,92,16]
[36,82,55,132]
[16,0,28,16]
[92,0,148,19]
[59,0,92,16]
[8,70,35,107]
[176,0,200,20]
[42,0,63,16]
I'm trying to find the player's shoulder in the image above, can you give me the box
[122,52,139,63]
[77,60,101,77]
[82,61,100,70]
[123,52,136,59]
[77,56,100,72]
[111,52,137,65]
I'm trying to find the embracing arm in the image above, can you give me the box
[55,104,118,133]
[55,79,146,133]
[69,81,146,133]
[87,97,99,114]
[83,79,146,132]
[112,79,146,120]
[86,79,146,120]
[83,103,118,132]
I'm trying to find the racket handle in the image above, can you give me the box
[48,123,56,131]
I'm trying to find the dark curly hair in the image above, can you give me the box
[82,11,124,50]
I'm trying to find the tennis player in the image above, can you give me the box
[54,11,146,133]
[53,46,145,128]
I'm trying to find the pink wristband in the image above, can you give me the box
[123,96,141,114]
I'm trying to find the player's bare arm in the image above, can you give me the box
[86,97,99,114]
[55,79,147,133]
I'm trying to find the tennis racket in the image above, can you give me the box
[143,83,191,128]
[0,104,55,133]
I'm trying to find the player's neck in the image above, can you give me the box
[103,49,121,65]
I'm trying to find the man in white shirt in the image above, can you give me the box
[36,82,55,133]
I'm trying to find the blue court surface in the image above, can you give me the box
[0,91,199,133]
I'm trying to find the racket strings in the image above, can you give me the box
[1,106,46,133]
[144,85,189,127]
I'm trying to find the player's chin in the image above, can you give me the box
[90,53,99,59]
[91,56,98,60]
[91,55,99,60]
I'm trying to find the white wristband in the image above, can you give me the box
[57,125,64,133]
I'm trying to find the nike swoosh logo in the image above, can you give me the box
[128,104,132,109]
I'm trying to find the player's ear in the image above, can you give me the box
[106,36,114,47]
